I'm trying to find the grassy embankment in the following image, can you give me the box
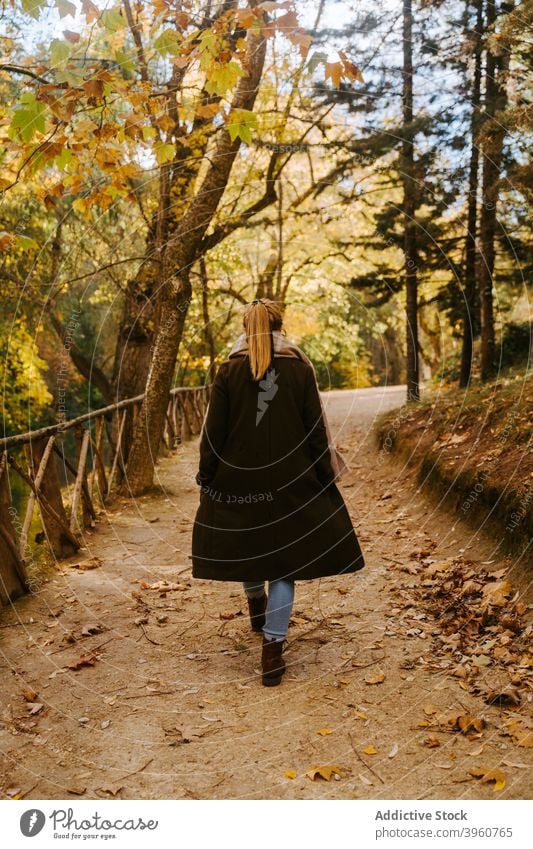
[375,370,532,561]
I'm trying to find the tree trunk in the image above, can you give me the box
[459,0,483,388]
[478,0,510,381]
[120,23,267,496]
[402,0,420,401]
[200,256,217,384]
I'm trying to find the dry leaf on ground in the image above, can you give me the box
[305,765,344,781]
[364,671,385,685]
[469,766,506,792]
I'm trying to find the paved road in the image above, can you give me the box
[322,384,405,432]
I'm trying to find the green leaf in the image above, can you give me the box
[21,0,47,19]
[55,0,77,18]
[154,142,175,165]
[9,93,47,143]
[101,6,125,32]
[227,109,257,144]
[153,28,181,57]
[114,49,136,77]
[16,234,40,251]
[55,146,73,169]
[204,61,243,97]
[50,38,71,67]
[307,51,328,74]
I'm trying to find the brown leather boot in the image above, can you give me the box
[247,592,267,632]
[261,635,286,686]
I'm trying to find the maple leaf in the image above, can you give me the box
[305,765,344,781]
[325,62,342,89]
[469,766,506,792]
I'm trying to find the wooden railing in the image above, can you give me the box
[0,385,208,606]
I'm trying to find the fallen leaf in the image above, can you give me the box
[67,653,99,671]
[364,671,385,685]
[484,688,521,707]
[98,784,124,797]
[81,623,103,637]
[502,720,533,748]
[481,580,513,607]
[22,690,38,702]
[363,745,377,755]
[469,766,506,792]
[388,742,399,758]
[284,770,297,779]
[472,654,491,667]
[457,714,486,735]
[305,765,344,781]
[317,727,333,736]
[423,735,441,748]
[72,557,102,571]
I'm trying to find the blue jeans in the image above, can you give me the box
[243,578,295,641]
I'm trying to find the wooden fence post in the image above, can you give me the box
[89,417,108,504]
[22,436,79,559]
[0,452,28,605]
[108,408,127,495]
[72,426,93,532]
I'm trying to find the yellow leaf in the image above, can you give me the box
[317,727,333,736]
[363,745,377,755]
[305,765,343,781]
[72,198,87,214]
[469,766,506,792]
[352,711,368,720]
[284,770,297,779]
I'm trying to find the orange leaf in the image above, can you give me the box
[325,62,342,89]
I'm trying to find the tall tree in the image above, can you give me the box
[402,0,420,400]
[459,0,484,388]
[120,19,269,495]
[478,0,511,380]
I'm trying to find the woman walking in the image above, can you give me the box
[191,299,364,686]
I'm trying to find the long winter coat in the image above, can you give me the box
[191,353,365,582]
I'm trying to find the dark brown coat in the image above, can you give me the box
[191,354,364,582]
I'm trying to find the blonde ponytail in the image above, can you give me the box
[242,298,284,381]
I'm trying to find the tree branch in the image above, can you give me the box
[47,311,113,404]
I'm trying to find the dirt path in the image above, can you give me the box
[1,387,531,801]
